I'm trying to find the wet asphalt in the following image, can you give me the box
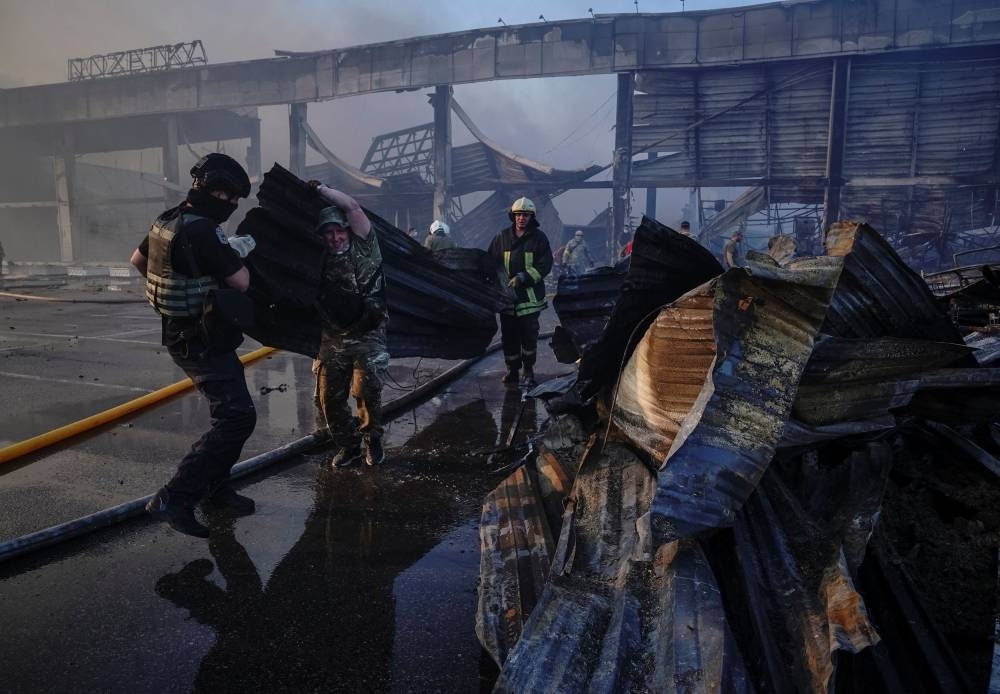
[0,281,558,693]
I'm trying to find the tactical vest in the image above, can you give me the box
[145,213,220,318]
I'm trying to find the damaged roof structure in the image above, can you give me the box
[478,218,1000,692]
[301,99,604,250]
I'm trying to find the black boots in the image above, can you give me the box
[519,366,536,389]
[364,435,385,467]
[146,488,209,539]
[205,486,256,516]
[502,367,519,384]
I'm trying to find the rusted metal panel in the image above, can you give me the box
[613,258,841,544]
[494,444,753,693]
[476,414,585,666]
[477,464,555,666]
[574,216,724,401]
[728,442,889,693]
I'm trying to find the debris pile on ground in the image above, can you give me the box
[477,218,1000,693]
[236,164,504,359]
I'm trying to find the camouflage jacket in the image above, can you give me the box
[317,230,388,357]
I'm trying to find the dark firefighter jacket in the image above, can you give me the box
[488,222,553,317]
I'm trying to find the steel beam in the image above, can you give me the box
[162,115,180,206]
[821,57,850,232]
[644,151,658,220]
[431,85,452,223]
[612,72,635,261]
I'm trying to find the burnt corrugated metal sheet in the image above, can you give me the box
[574,215,724,401]
[494,444,754,693]
[238,164,502,359]
[477,414,586,666]
[793,335,971,425]
[821,221,966,343]
[726,442,889,693]
[551,264,628,361]
[616,258,842,542]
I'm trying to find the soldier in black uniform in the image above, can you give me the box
[129,153,258,538]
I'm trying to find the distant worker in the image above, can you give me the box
[561,230,595,276]
[423,220,456,251]
[679,220,693,237]
[488,197,553,388]
[723,229,745,269]
[312,183,389,469]
[129,153,257,539]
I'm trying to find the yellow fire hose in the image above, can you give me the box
[0,346,276,467]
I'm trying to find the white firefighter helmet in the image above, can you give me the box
[574,230,584,238]
[510,197,537,215]
[430,220,450,235]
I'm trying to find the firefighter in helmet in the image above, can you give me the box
[487,197,553,388]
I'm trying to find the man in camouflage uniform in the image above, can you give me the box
[312,183,389,468]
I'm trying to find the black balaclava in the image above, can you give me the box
[185,187,239,224]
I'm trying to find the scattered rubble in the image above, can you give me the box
[478,218,1000,693]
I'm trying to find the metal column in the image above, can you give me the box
[162,115,180,206]
[289,102,307,178]
[431,85,452,223]
[644,152,658,221]
[247,113,262,183]
[822,58,850,233]
[612,72,634,261]
[54,130,75,263]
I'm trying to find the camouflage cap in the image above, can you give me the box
[316,205,348,232]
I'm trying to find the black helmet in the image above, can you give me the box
[190,153,251,198]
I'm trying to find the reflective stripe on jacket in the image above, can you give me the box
[145,213,219,318]
[488,223,553,317]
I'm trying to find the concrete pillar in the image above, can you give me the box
[431,85,453,223]
[612,72,634,262]
[54,129,75,262]
[289,102,307,177]
[644,151,658,221]
[163,115,180,206]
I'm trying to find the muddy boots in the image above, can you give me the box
[146,488,210,539]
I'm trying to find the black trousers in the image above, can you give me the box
[499,312,541,371]
[165,349,256,507]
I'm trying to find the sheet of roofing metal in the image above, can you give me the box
[614,258,841,543]
[494,444,754,693]
[793,335,971,425]
[477,464,556,667]
[238,164,503,359]
[551,265,628,357]
[574,215,724,401]
[729,442,889,693]
[476,415,587,667]
[820,221,965,343]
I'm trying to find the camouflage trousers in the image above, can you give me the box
[316,347,390,448]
